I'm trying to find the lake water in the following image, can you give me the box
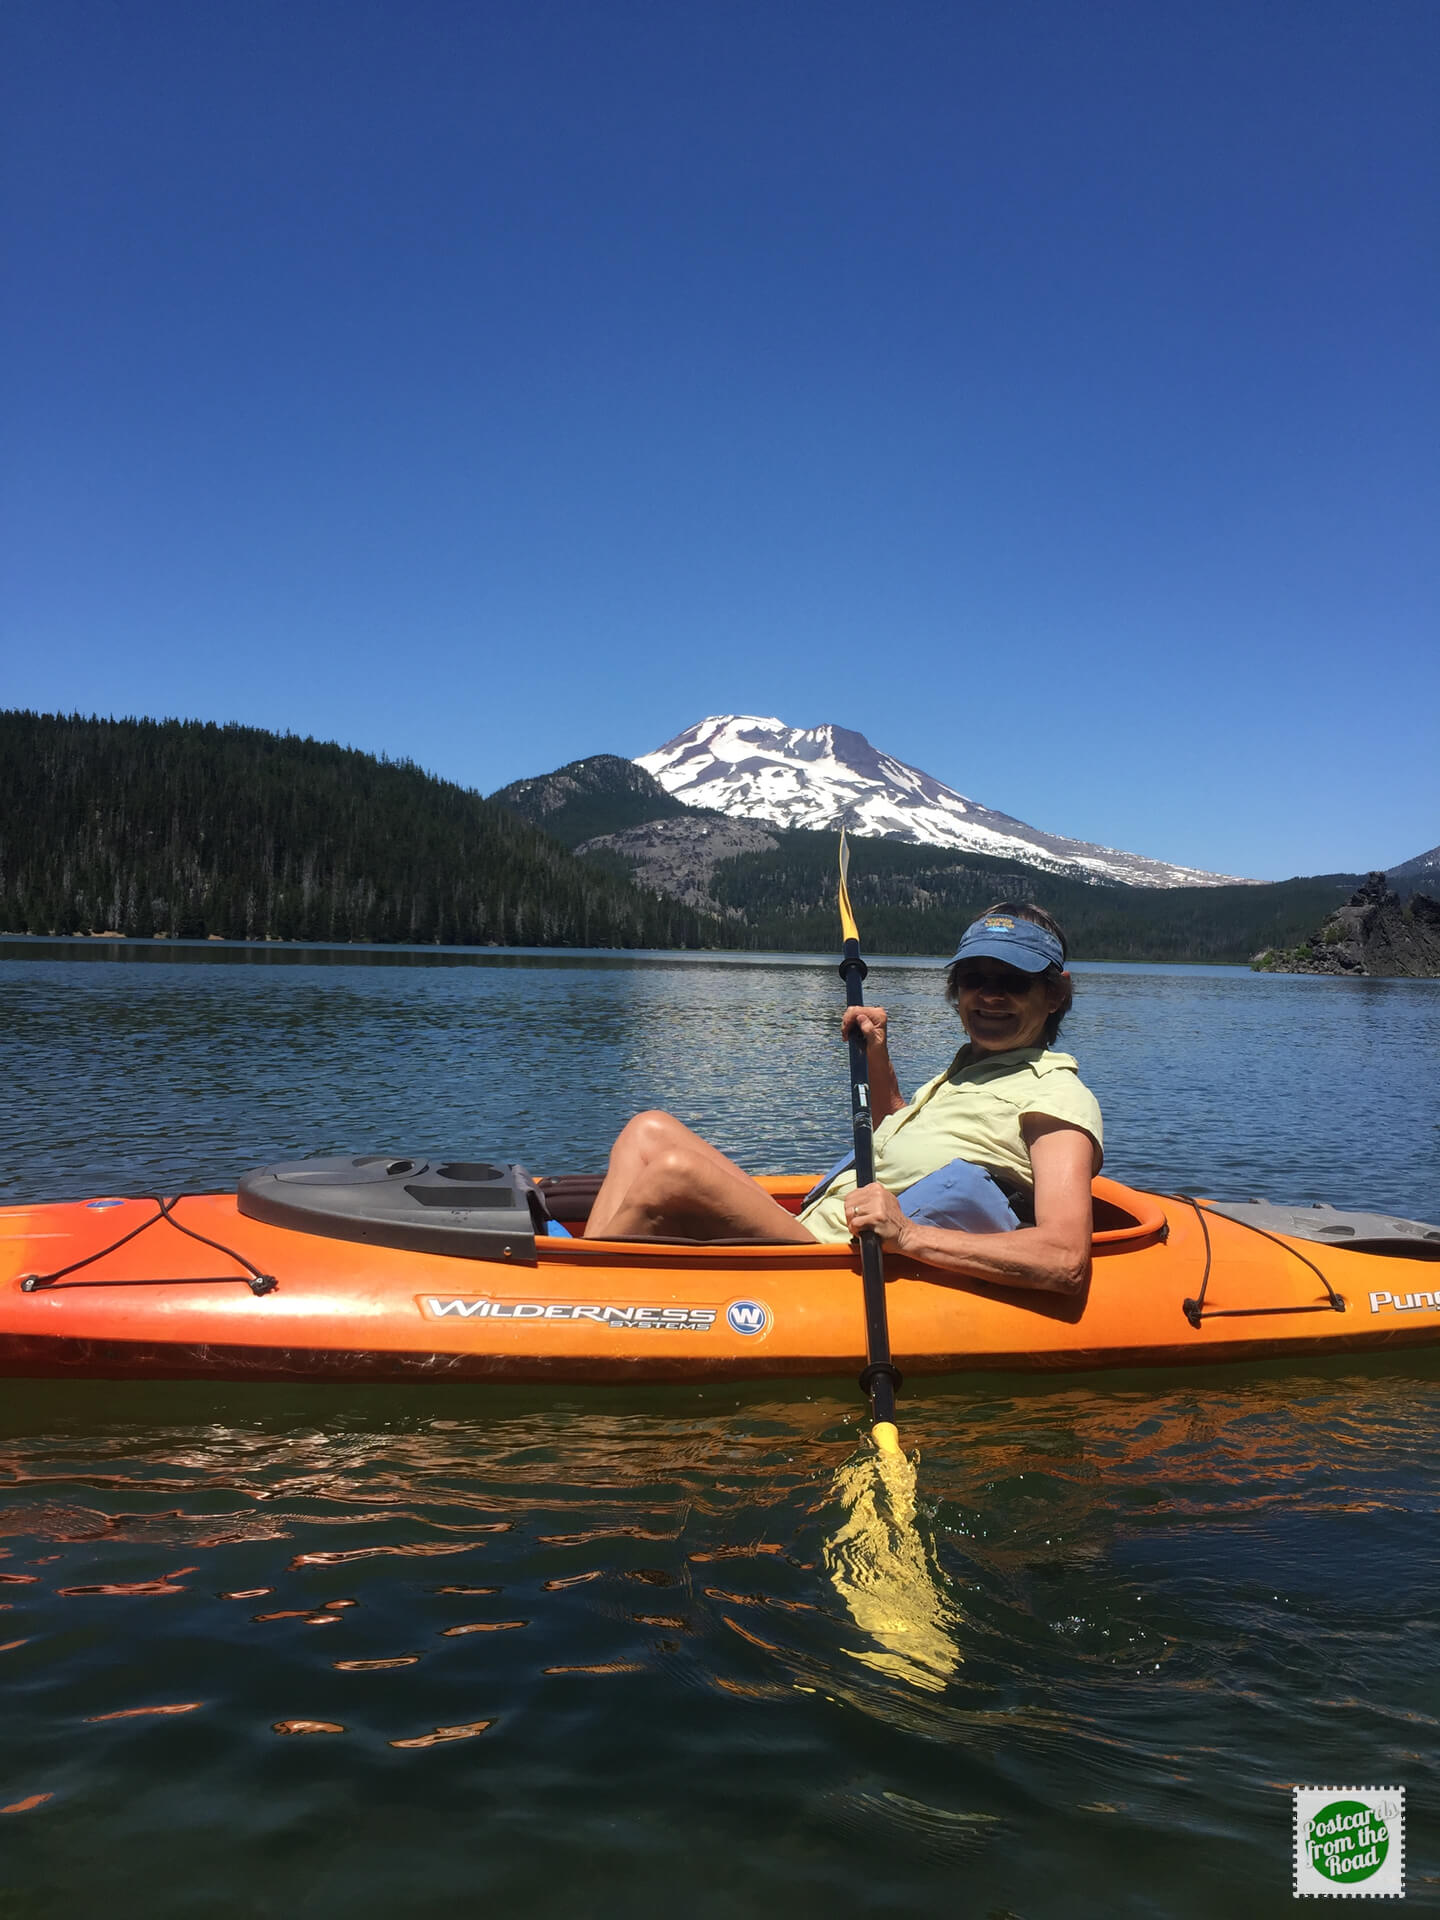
[2,941,1438,1915]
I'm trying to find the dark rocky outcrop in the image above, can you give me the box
[1252,873,1440,977]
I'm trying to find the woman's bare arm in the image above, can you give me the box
[840,1118,1096,1295]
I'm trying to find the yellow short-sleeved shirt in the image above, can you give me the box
[799,1044,1103,1242]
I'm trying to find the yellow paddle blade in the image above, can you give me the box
[822,1437,960,1693]
[838,826,860,946]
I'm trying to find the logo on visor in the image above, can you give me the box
[982,916,1016,931]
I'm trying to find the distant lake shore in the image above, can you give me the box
[1,931,1267,969]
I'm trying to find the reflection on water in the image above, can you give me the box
[822,1444,961,1693]
[2,940,1437,1215]
[1,1370,1438,1915]
[1,945,1438,1913]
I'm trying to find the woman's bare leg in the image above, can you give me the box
[588,1111,744,1235]
[586,1110,816,1243]
[595,1147,818,1241]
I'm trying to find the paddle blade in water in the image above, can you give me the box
[822,1439,960,1694]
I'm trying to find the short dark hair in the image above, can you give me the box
[944,900,1074,1046]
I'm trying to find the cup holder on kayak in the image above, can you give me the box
[435,1162,506,1183]
[406,1183,514,1208]
[279,1156,430,1184]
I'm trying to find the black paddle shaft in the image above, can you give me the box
[839,939,902,1423]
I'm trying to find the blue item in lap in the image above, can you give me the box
[898,1157,1019,1233]
[801,1155,1019,1234]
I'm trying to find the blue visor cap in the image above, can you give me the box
[949,914,1064,974]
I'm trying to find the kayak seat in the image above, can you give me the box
[536,1174,605,1228]
[535,1174,809,1247]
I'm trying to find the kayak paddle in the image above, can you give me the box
[837,827,903,1456]
[823,831,960,1690]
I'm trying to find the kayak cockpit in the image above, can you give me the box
[235,1154,1169,1264]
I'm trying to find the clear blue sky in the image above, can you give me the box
[3,1,1435,880]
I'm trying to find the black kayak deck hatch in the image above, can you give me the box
[237,1155,547,1263]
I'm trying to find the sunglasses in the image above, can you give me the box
[954,970,1043,996]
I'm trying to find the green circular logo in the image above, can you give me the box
[1307,1799,1389,1885]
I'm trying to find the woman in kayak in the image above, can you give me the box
[584,903,1103,1295]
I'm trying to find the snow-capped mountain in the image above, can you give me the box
[635,716,1250,889]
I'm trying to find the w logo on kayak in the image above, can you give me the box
[726,1299,770,1337]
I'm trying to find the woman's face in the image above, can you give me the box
[953,963,1061,1054]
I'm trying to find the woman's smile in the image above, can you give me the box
[954,968,1053,1052]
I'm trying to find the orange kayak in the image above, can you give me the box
[1,1159,1438,1384]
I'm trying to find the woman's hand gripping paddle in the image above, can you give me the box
[837,828,903,1455]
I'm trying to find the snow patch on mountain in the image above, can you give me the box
[635,716,1251,889]
[1388,842,1440,885]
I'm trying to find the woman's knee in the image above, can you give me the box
[621,1110,688,1159]
[642,1145,708,1202]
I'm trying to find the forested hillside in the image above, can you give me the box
[0,712,717,947]
[703,832,1357,962]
